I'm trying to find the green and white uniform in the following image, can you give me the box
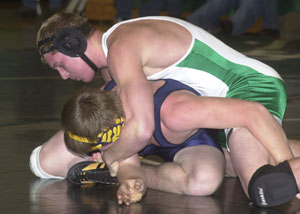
[102,16,287,147]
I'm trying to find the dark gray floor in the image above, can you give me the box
[1,1,300,214]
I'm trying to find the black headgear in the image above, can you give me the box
[37,23,99,73]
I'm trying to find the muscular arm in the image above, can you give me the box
[103,78,154,167]
[163,92,293,163]
[102,30,155,169]
[101,20,192,169]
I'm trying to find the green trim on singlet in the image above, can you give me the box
[176,39,287,121]
[217,130,227,149]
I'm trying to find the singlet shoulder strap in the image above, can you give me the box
[103,80,116,91]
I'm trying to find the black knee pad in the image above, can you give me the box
[248,160,298,208]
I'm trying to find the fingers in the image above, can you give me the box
[117,179,146,206]
[90,152,103,162]
[117,184,131,205]
[117,188,143,206]
[133,179,143,191]
[129,180,144,203]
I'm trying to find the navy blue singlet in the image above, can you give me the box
[104,79,222,161]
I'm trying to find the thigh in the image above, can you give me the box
[39,130,87,177]
[174,145,225,181]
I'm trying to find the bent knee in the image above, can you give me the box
[248,161,298,207]
[185,170,224,196]
[29,145,64,179]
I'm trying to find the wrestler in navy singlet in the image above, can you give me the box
[104,79,222,162]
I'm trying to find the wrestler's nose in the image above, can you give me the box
[57,68,69,80]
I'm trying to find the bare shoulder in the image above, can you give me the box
[106,19,192,71]
[108,19,191,45]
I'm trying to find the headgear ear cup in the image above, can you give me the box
[54,27,87,57]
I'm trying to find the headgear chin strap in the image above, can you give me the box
[68,117,125,151]
[37,23,99,73]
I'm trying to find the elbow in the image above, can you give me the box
[140,122,154,142]
[245,101,266,119]
[245,102,272,127]
[134,119,154,146]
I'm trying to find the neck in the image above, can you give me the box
[88,30,107,69]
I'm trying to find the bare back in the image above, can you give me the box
[106,19,192,76]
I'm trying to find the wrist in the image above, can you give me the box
[101,150,106,163]
[101,150,111,165]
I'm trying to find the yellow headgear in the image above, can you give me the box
[68,117,125,151]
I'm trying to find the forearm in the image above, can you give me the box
[181,96,294,163]
[103,123,152,165]
[206,97,292,163]
[104,69,154,163]
[233,102,293,163]
[247,112,293,163]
